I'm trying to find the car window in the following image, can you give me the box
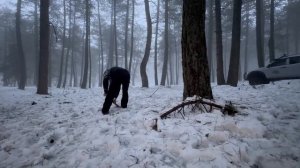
[268,58,287,67]
[289,56,300,64]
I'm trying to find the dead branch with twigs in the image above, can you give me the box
[160,97,238,119]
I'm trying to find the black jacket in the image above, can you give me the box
[103,67,130,94]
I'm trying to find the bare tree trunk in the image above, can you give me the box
[37,0,50,94]
[33,0,39,85]
[80,33,85,85]
[268,0,275,62]
[107,2,114,69]
[244,1,250,78]
[113,0,118,67]
[57,0,66,88]
[154,0,160,86]
[97,0,104,87]
[168,25,173,85]
[48,30,53,87]
[81,0,90,89]
[182,0,213,99]
[214,0,225,85]
[160,0,169,86]
[227,0,242,87]
[16,0,27,90]
[207,0,214,82]
[140,0,152,87]
[124,0,130,69]
[129,0,135,74]
[174,29,179,85]
[256,0,265,67]
[286,0,290,55]
[69,3,77,87]
[88,36,92,88]
[63,1,73,88]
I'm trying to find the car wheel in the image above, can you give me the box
[248,73,269,85]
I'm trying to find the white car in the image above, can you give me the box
[246,55,300,85]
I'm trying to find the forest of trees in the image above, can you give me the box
[0,0,299,93]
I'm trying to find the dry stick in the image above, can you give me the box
[149,87,160,97]
[160,99,237,119]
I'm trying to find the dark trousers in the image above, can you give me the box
[102,81,129,114]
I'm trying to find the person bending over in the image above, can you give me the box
[102,67,130,115]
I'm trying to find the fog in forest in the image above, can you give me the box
[1,1,300,167]
[0,0,299,88]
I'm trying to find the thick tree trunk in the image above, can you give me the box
[227,0,242,87]
[182,0,213,99]
[214,0,225,85]
[140,0,152,87]
[16,0,27,90]
[81,0,90,89]
[256,0,265,67]
[160,0,169,86]
[37,0,50,94]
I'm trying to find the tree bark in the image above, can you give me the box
[63,0,73,88]
[57,0,66,88]
[124,0,130,69]
[140,0,152,87]
[160,0,169,86]
[97,0,104,87]
[154,0,160,86]
[244,1,250,78]
[107,2,114,69]
[129,0,135,74]
[81,0,90,89]
[207,0,214,82]
[37,0,50,94]
[16,0,27,90]
[227,0,242,87]
[256,0,265,67]
[113,0,118,67]
[88,36,92,88]
[69,3,77,87]
[182,0,213,99]
[33,0,39,85]
[214,0,225,85]
[268,0,275,62]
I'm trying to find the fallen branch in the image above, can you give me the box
[160,98,237,119]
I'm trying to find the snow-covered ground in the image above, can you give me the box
[0,80,300,168]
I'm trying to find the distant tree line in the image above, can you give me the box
[0,0,299,93]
